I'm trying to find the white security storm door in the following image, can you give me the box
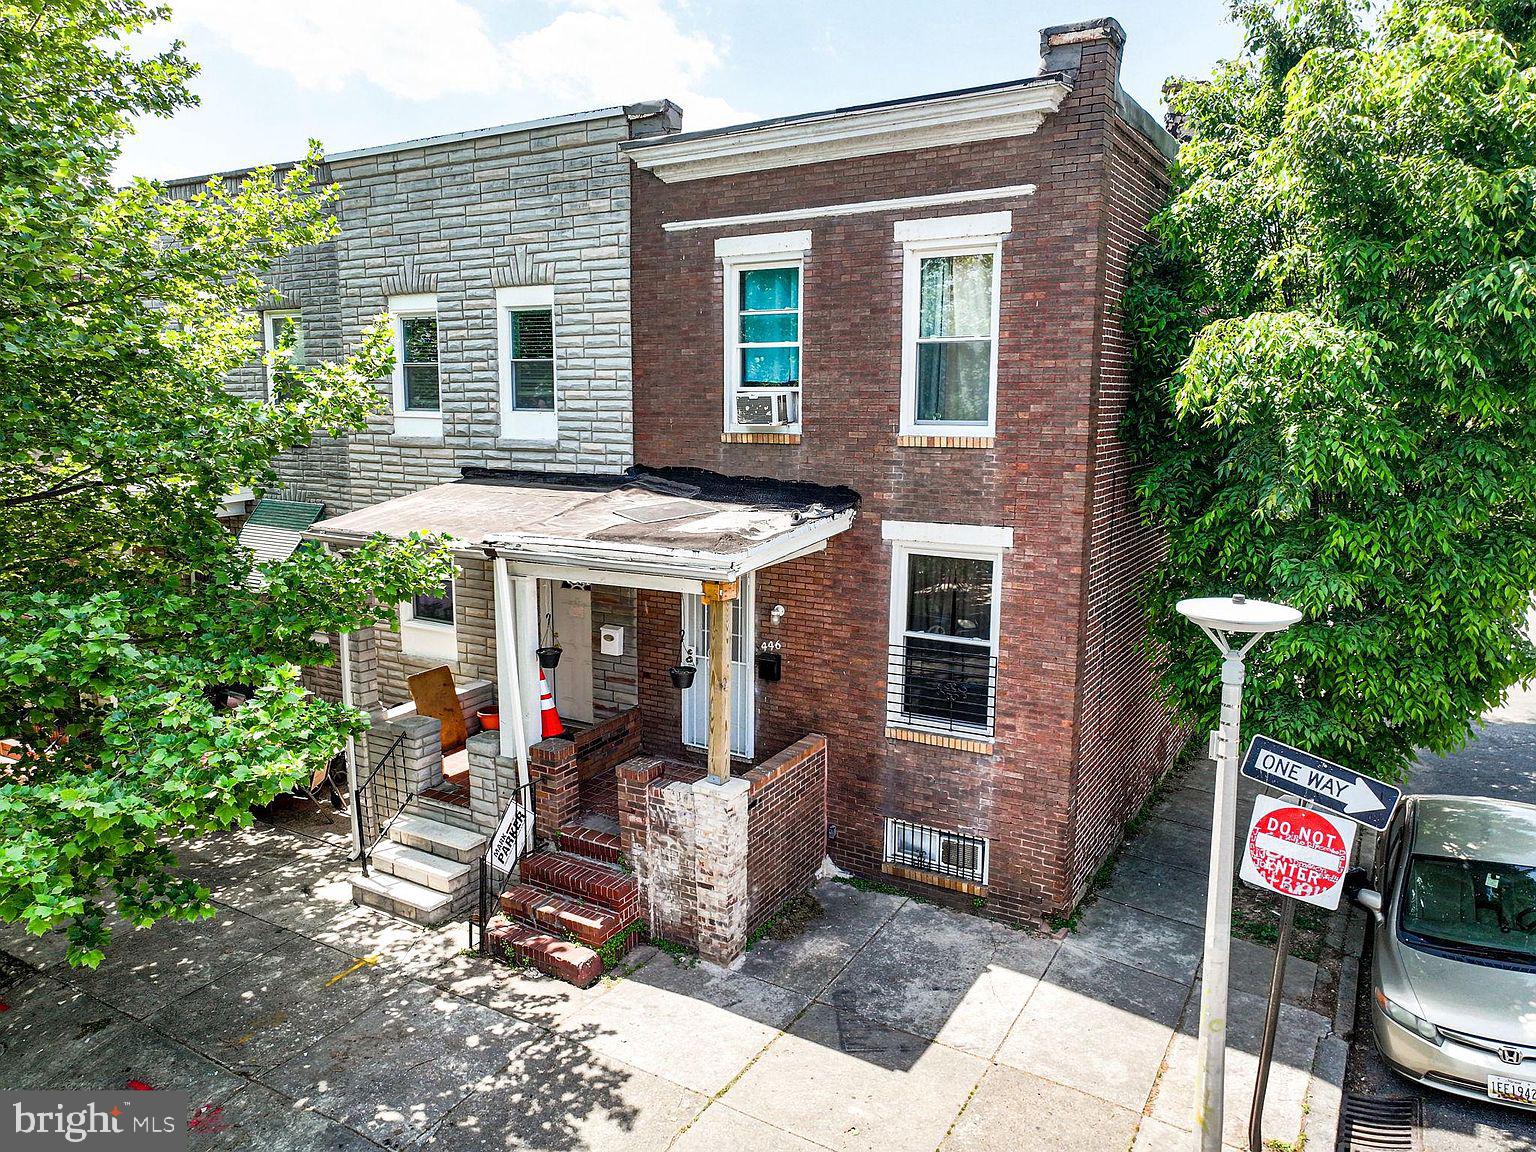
[548,583,594,725]
[681,577,754,759]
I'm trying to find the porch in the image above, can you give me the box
[304,466,857,976]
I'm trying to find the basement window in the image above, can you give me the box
[883,818,989,886]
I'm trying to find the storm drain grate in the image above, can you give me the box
[1337,1095,1421,1152]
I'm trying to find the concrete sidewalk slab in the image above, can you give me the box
[553,953,806,1095]
[736,881,906,996]
[150,935,407,1074]
[669,1102,830,1152]
[996,944,1190,1109]
[418,1032,705,1151]
[817,899,1056,1060]
[1,975,137,1090]
[191,1081,379,1152]
[1068,900,1204,985]
[1151,984,1331,1148]
[720,1000,987,1152]
[62,908,281,1020]
[1096,857,1209,927]
[262,983,536,1147]
[943,1063,1144,1152]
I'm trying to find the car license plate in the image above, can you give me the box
[1488,1075,1536,1104]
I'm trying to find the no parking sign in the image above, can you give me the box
[1239,794,1357,910]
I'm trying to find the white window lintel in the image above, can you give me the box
[882,520,1013,550]
[389,291,437,314]
[894,212,1012,245]
[715,230,813,261]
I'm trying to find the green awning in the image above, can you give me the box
[239,499,325,589]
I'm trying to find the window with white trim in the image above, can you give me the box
[262,310,303,399]
[885,527,1005,738]
[718,231,810,433]
[400,578,456,661]
[884,819,989,886]
[897,213,1008,438]
[496,284,557,441]
[389,293,441,438]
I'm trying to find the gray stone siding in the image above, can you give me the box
[331,111,640,512]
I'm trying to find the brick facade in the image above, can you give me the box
[626,22,1180,921]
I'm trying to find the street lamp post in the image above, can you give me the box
[1176,594,1301,1152]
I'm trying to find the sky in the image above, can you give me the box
[118,1,1245,181]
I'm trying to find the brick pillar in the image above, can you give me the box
[529,737,579,842]
[690,776,751,968]
[617,755,663,862]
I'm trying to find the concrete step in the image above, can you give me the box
[556,824,622,866]
[388,813,486,863]
[351,871,455,926]
[370,840,475,895]
[485,916,602,988]
[500,882,634,948]
[519,851,638,919]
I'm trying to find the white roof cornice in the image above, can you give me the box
[626,79,1072,184]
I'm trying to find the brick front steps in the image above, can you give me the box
[499,883,627,949]
[485,917,603,988]
[556,824,622,865]
[490,843,641,986]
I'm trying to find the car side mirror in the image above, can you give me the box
[1354,887,1384,922]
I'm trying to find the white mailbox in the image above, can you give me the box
[599,625,624,656]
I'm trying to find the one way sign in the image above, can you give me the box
[1240,735,1402,831]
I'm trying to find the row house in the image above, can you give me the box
[198,17,1182,984]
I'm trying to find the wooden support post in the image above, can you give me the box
[702,581,738,785]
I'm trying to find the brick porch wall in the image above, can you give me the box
[617,733,828,961]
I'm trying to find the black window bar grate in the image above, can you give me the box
[885,818,989,885]
[887,640,998,735]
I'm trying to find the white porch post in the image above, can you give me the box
[513,575,541,746]
[492,557,532,786]
[339,628,361,856]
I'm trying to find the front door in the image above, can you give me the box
[548,583,594,725]
[681,576,754,759]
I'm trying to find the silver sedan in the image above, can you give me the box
[1353,794,1536,1110]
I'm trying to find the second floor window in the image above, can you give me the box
[915,253,994,424]
[399,314,440,412]
[730,264,801,430]
[263,310,303,398]
[896,212,1009,440]
[507,309,554,411]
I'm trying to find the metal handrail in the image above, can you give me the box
[353,732,410,876]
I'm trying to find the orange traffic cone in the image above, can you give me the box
[538,669,564,739]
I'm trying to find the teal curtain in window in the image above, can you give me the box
[741,266,798,311]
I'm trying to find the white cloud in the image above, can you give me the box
[170,0,743,126]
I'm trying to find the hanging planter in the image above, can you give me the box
[668,665,697,690]
[537,645,563,669]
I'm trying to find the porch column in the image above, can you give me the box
[492,556,532,784]
[339,625,380,857]
[703,580,738,784]
[513,575,541,747]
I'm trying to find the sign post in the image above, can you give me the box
[1238,739,1400,1152]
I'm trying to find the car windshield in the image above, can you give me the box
[1399,854,1536,966]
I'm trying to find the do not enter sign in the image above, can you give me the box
[1239,794,1357,910]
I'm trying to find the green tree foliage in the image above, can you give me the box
[1127,0,1536,780]
[0,1,454,964]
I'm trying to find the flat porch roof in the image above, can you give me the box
[306,466,859,592]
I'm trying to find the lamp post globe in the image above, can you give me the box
[1178,593,1300,1152]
